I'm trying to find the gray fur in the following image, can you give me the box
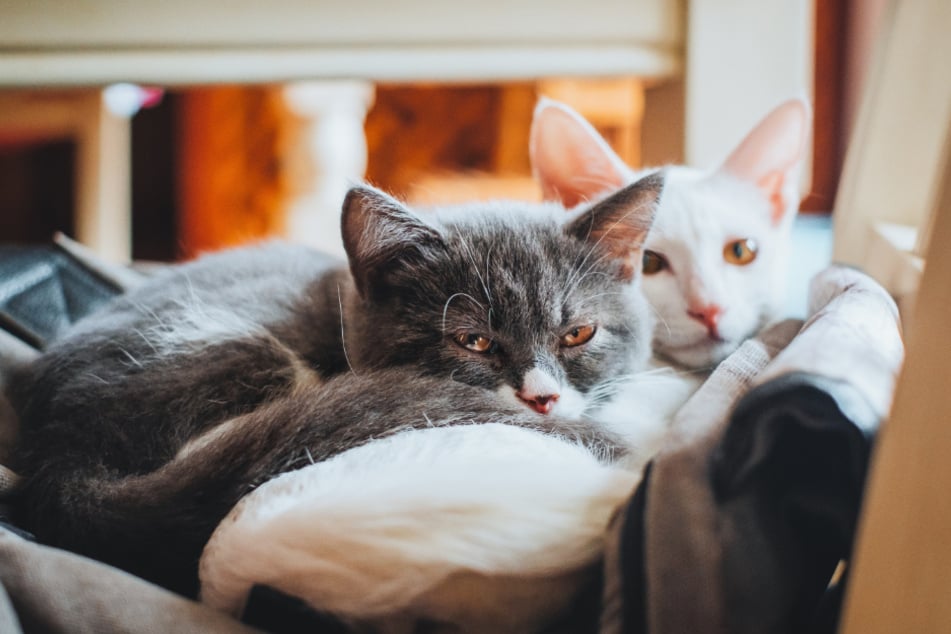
[8,175,662,597]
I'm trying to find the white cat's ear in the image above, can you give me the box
[530,97,631,208]
[567,171,664,281]
[341,185,444,299]
[718,98,812,225]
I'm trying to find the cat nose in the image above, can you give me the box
[517,367,561,415]
[518,392,560,415]
[687,304,723,339]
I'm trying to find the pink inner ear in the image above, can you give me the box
[530,99,629,208]
[719,98,811,223]
[758,171,787,225]
[721,99,810,181]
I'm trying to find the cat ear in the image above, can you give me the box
[718,97,812,226]
[341,185,445,299]
[530,97,631,208]
[566,171,664,281]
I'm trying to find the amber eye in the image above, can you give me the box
[642,250,669,274]
[454,332,497,354]
[561,324,596,348]
[723,238,758,265]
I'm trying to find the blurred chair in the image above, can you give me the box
[835,1,951,631]
[0,90,133,261]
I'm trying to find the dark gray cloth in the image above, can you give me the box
[600,266,904,634]
[0,529,261,634]
[0,247,902,634]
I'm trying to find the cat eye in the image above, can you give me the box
[642,250,669,275]
[723,238,758,266]
[454,332,498,354]
[561,325,596,347]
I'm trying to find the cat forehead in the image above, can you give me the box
[650,168,773,242]
[425,200,590,262]
[424,198,569,228]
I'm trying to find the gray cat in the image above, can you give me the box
[8,174,662,597]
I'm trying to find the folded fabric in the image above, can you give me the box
[0,528,261,634]
[0,253,903,633]
[200,423,640,633]
[602,265,904,634]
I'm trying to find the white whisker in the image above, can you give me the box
[118,347,143,368]
[646,302,672,338]
[337,283,357,375]
[84,372,109,385]
[441,292,485,333]
[459,236,493,304]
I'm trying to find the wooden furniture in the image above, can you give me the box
[836,1,951,631]
[0,90,132,261]
[832,0,951,313]
[0,0,813,261]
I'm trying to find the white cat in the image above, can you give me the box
[530,97,811,370]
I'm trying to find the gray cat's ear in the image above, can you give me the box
[341,185,445,299]
[566,171,664,281]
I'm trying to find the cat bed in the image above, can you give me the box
[0,247,903,633]
[192,265,902,633]
[200,423,638,632]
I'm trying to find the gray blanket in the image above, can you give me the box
[0,245,904,633]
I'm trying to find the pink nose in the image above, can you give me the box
[517,392,560,415]
[687,304,723,339]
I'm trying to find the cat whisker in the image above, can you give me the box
[83,372,109,385]
[484,244,495,303]
[135,301,168,330]
[571,290,626,308]
[117,347,143,369]
[337,283,358,375]
[132,328,159,355]
[564,250,612,298]
[564,265,613,299]
[645,302,673,339]
[441,292,485,334]
[459,236,493,305]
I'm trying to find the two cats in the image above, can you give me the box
[8,94,811,607]
[9,176,662,596]
[530,96,811,368]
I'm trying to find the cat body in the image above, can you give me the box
[530,97,811,369]
[9,177,663,596]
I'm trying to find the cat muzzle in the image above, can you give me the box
[518,393,560,415]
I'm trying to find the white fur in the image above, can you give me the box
[199,423,639,632]
[142,287,265,356]
[530,97,811,369]
[638,166,791,368]
[588,358,705,472]
[495,366,588,419]
[520,366,559,399]
[494,367,587,419]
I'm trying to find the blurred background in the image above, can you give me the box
[0,0,885,264]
